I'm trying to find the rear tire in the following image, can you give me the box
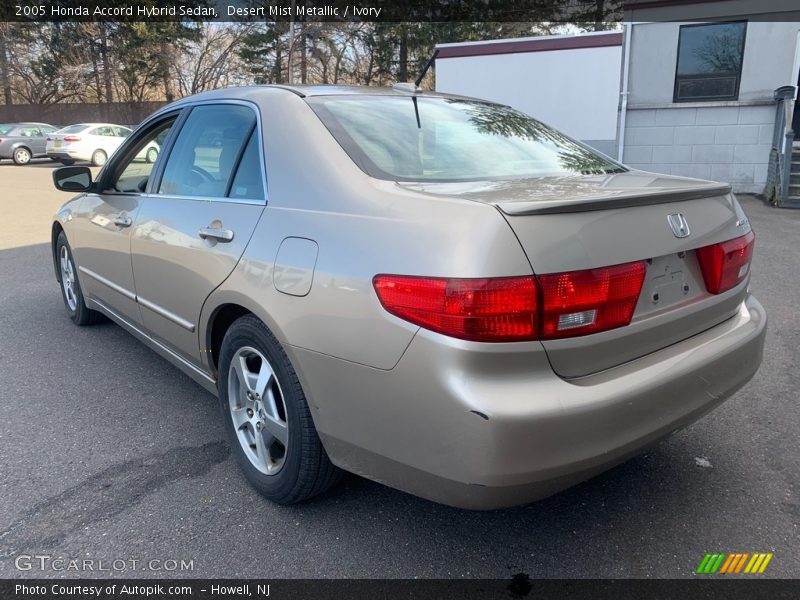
[56,232,104,326]
[219,315,342,504]
[91,149,107,167]
[145,147,158,163]
[12,147,31,165]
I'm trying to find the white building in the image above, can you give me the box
[435,31,623,157]
[435,1,800,196]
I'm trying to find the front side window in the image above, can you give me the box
[308,96,623,182]
[109,118,175,193]
[674,22,746,102]
[158,105,257,198]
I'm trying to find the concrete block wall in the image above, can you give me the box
[623,104,775,193]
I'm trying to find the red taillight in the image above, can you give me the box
[372,275,538,342]
[696,231,754,295]
[538,261,647,339]
[373,261,648,342]
[63,136,81,142]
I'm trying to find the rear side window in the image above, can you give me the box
[91,126,117,137]
[158,105,256,198]
[228,131,265,200]
[308,96,623,182]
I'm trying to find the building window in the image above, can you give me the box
[674,21,747,102]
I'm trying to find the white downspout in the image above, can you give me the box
[617,21,632,162]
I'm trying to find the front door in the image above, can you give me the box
[68,115,178,325]
[130,103,266,366]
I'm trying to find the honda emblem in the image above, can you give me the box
[667,213,691,238]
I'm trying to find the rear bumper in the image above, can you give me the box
[46,150,82,160]
[295,294,766,509]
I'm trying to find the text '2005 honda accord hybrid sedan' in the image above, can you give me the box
[51,85,766,509]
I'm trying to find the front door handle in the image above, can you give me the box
[113,215,132,228]
[198,227,234,243]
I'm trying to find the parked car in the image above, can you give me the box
[46,123,160,166]
[0,122,59,164]
[49,85,766,510]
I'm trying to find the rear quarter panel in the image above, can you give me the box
[199,90,534,372]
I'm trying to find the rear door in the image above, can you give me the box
[18,125,46,154]
[130,102,266,365]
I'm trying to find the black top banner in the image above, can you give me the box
[3,0,798,23]
[3,0,623,23]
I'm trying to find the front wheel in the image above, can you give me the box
[219,315,341,504]
[13,147,31,165]
[56,232,104,326]
[145,147,158,163]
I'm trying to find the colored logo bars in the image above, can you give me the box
[696,552,774,574]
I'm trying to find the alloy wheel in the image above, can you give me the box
[60,245,77,311]
[14,148,31,164]
[227,346,289,475]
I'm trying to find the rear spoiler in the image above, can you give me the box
[497,183,731,216]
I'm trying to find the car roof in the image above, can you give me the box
[169,84,482,104]
[57,123,127,130]
[2,122,53,128]
[268,84,479,101]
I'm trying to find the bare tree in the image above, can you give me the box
[174,24,255,97]
[693,29,744,74]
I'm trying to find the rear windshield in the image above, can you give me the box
[308,96,624,182]
[58,124,88,134]
[0,124,14,135]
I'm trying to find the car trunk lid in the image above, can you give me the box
[398,171,753,377]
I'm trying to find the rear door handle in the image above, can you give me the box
[112,215,132,228]
[198,227,234,243]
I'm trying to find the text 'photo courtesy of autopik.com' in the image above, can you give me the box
[0,0,797,598]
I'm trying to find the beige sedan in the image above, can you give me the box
[50,85,766,509]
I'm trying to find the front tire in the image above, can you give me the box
[91,149,107,166]
[145,147,158,163]
[56,232,104,326]
[219,315,341,504]
[13,147,31,165]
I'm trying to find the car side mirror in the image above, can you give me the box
[53,166,93,192]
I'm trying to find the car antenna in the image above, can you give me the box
[415,48,439,89]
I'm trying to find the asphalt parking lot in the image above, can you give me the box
[0,159,797,579]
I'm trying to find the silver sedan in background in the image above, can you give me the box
[0,122,58,164]
[46,123,161,166]
[49,85,766,509]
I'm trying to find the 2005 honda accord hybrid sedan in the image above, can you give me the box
[51,85,766,509]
